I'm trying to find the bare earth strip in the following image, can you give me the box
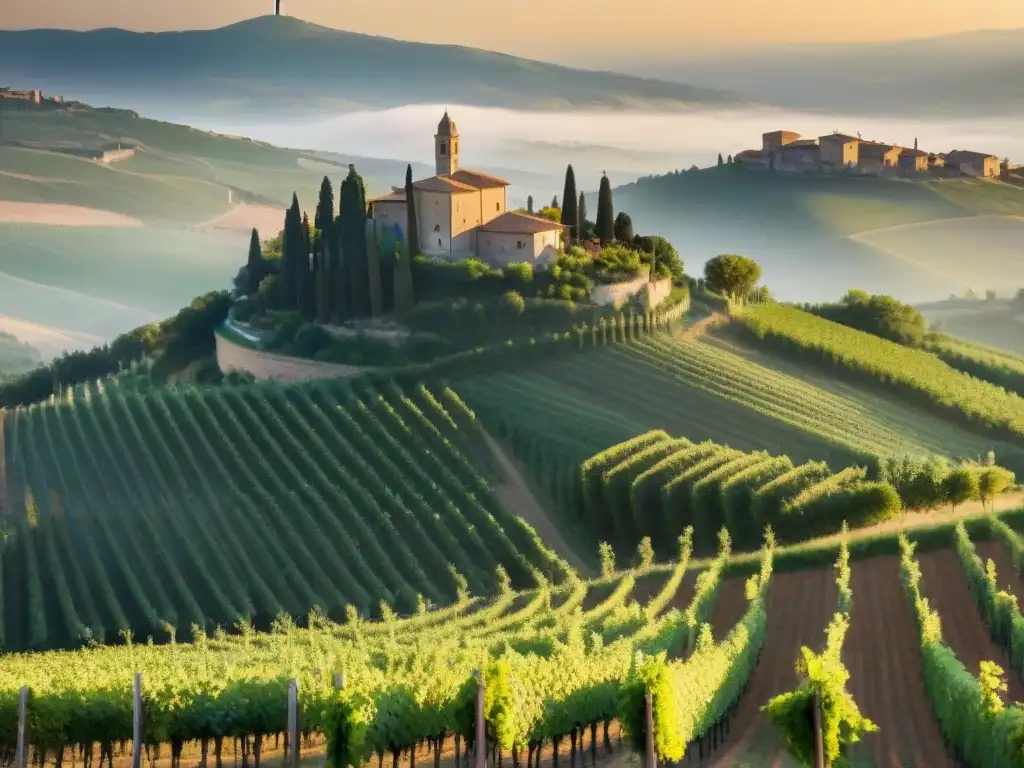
[195,202,286,236]
[0,314,104,359]
[0,201,143,227]
[480,429,595,577]
[917,548,1024,702]
[846,556,952,768]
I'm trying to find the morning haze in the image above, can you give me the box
[6,0,1024,764]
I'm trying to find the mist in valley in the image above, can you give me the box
[188,102,1024,304]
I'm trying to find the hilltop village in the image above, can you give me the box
[735,129,1003,177]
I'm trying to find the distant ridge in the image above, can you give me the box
[0,16,743,116]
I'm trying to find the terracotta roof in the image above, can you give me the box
[820,133,859,144]
[735,149,764,159]
[899,148,928,158]
[478,211,566,234]
[413,176,478,193]
[369,191,406,203]
[945,150,998,164]
[450,168,509,188]
[763,130,800,138]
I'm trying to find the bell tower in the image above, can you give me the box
[434,110,459,176]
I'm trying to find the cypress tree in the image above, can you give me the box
[365,219,384,317]
[393,234,415,318]
[527,195,534,213]
[405,164,420,258]
[577,192,587,243]
[332,211,350,323]
[299,211,315,319]
[280,194,300,310]
[342,165,371,318]
[717,153,724,166]
[596,173,614,245]
[246,227,263,294]
[613,212,634,243]
[560,165,578,241]
[315,176,335,324]
[551,195,559,208]
[727,154,733,164]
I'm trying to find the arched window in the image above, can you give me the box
[438,238,442,247]
[517,240,523,249]
[440,142,447,156]
[434,224,440,232]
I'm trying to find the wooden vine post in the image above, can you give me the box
[643,692,656,768]
[812,689,825,768]
[331,673,345,768]
[132,673,144,768]
[15,686,29,768]
[474,669,486,768]
[287,678,301,768]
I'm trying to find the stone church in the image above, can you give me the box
[369,111,565,266]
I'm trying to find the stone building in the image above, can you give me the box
[369,111,565,265]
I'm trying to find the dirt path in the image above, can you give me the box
[706,577,750,642]
[479,430,595,577]
[706,569,837,766]
[679,311,728,341]
[918,548,1024,702]
[977,539,1024,605]
[845,556,952,768]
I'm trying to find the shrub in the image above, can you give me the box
[292,323,333,357]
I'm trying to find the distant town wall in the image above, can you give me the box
[215,330,369,383]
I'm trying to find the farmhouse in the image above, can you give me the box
[739,129,1003,178]
[857,142,901,173]
[944,150,1000,178]
[369,112,566,266]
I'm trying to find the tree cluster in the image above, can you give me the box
[0,291,232,408]
[806,289,926,346]
[242,165,417,325]
[877,453,1015,514]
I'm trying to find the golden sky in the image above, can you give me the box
[6,0,1024,58]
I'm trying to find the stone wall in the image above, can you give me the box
[590,275,672,308]
[216,331,367,383]
[645,277,673,307]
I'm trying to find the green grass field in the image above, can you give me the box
[0,147,233,225]
[612,169,1024,302]
[0,223,244,315]
[920,303,1024,356]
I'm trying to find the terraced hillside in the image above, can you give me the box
[459,331,1024,476]
[0,379,570,651]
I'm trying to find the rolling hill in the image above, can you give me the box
[612,167,1024,303]
[608,27,1024,116]
[0,15,741,117]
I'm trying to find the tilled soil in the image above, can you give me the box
[844,555,953,768]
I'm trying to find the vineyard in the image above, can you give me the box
[6,508,1024,767]
[925,334,1024,399]
[0,378,571,651]
[573,431,899,557]
[457,332,1024,482]
[737,302,1024,446]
